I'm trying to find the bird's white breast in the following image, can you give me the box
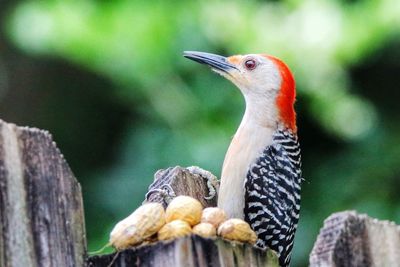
[218,115,275,219]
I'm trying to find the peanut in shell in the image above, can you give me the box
[165,195,203,226]
[109,202,165,249]
[217,218,257,244]
[201,207,227,228]
[192,222,216,238]
[158,220,192,241]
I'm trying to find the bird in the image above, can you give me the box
[183,51,302,267]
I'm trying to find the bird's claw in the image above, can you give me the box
[204,179,217,200]
[145,184,176,204]
[187,166,219,200]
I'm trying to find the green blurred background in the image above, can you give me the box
[1,0,400,266]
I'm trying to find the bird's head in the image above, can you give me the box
[184,51,296,131]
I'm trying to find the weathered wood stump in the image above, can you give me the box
[0,119,86,267]
[144,166,219,208]
[87,235,278,267]
[310,210,400,267]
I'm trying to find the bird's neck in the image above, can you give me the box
[243,94,279,128]
[218,106,277,219]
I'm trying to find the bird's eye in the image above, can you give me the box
[244,59,257,70]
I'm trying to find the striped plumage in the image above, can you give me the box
[244,128,302,267]
[183,51,301,267]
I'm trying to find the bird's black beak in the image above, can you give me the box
[183,51,238,73]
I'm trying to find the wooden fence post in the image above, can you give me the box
[88,235,278,267]
[0,119,86,267]
[310,210,400,267]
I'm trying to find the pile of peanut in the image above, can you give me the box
[110,195,257,250]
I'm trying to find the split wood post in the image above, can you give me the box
[0,119,86,267]
[310,210,400,267]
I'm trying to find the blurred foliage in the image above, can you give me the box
[1,0,400,266]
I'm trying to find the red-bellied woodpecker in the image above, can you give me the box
[184,51,302,267]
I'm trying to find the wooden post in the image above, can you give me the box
[0,119,86,267]
[88,235,278,267]
[310,210,400,267]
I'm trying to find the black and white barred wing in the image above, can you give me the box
[244,131,302,267]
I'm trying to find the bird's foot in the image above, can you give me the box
[145,184,176,205]
[187,166,219,200]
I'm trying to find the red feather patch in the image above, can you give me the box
[264,55,297,132]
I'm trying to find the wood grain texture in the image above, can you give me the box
[310,210,400,267]
[0,119,86,267]
[87,235,279,267]
[144,166,219,208]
